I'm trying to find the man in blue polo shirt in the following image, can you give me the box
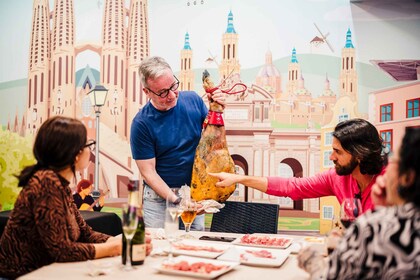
[130,56,225,230]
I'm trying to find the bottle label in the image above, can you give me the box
[132,244,146,262]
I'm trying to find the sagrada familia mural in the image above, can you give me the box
[26,0,149,138]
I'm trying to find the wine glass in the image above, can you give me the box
[121,204,138,271]
[340,197,362,229]
[164,188,181,262]
[179,198,198,239]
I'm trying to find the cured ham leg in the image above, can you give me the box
[190,71,236,202]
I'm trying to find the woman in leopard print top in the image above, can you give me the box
[0,116,122,279]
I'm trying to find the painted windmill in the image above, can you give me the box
[313,23,334,53]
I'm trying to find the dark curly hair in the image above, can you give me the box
[333,118,385,175]
[17,116,87,187]
[398,127,420,207]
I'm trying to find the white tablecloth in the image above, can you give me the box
[19,230,315,280]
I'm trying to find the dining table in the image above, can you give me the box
[18,229,322,280]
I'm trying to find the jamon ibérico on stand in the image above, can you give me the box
[190,71,236,202]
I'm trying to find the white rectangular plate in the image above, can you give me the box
[154,255,239,279]
[232,234,293,249]
[168,239,232,259]
[218,247,290,267]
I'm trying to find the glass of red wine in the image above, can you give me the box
[340,197,362,229]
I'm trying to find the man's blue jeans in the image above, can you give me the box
[143,184,205,230]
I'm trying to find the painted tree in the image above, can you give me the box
[0,129,34,210]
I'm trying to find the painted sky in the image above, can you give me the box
[1,0,419,83]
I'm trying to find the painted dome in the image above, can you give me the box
[257,50,280,78]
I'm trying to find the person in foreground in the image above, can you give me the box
[130,56,225,230]
[298,127,420,279]
[73,179,105,211]
[0,116,145,279]
[210,118,386,213]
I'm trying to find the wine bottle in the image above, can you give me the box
[122,179,146,265]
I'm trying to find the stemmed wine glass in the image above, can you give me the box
[164,188,181,262]
[340,197,362,229]
[121,204,138,271]
[180,198,198,239]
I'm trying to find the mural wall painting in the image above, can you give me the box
[1,1,419,225]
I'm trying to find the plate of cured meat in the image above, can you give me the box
[154,256,239,279]
[232,234,293,249]
[218,247,290,267]
[167,239,232,259]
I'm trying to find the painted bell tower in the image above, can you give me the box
[179,32,194,91]
[26,0,51,134]
[339,28,358,102]
[219,10,241,84]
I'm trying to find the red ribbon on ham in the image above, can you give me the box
[203,110,224,129]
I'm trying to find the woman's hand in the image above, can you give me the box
[297,246,326,279]
[371,175,387,207]
[106,235,121,244]
[105,233,152,257]
[145,232,153,256]
[94,235,122,258]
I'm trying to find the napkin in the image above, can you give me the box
[87,260,113,277]
[198,199,225,213]
[179,184,225,213]
[152,228,166,239]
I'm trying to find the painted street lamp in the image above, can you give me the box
[87,85,108,203]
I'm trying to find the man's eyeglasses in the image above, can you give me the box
[146,76,179,98]
[84,140,96,152]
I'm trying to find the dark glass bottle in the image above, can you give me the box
[122,180,146,265]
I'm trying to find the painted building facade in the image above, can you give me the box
[369,81,420,152]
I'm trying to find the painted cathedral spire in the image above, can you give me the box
[291,47,298,63]
[345,28,354,48]
[219,9,240,83]
[101,0,126,135]
[183,32,192,50]
[180,32,194,91]
[226,10,236,33]
[50,0,76,117]
[127,0,150,138]
[26,0,51,134]
[340,27,358,98]
[287,47,300,96]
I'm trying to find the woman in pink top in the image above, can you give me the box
[210,118,386,213]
